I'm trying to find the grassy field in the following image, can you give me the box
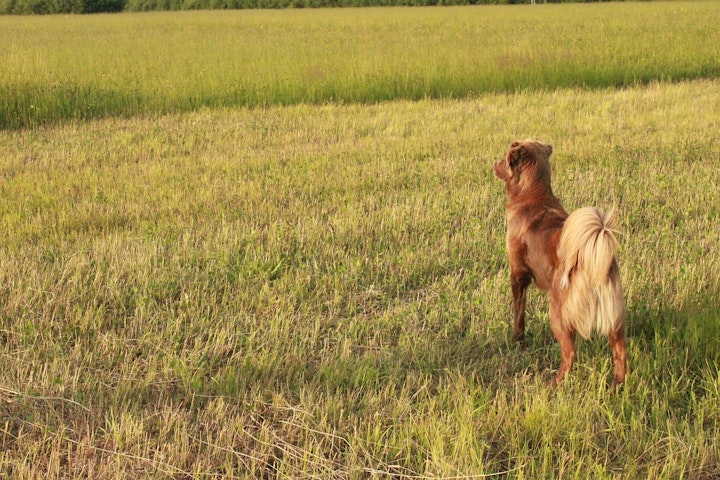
[2,79,720,477]
[2,2,720,479]
[2,2,720,129]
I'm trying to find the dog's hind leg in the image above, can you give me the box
[609,326,627,390]
[550,298,576,385]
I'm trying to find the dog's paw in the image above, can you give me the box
[609,379,625,393]
[511,329,526,343]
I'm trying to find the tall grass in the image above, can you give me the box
[2,2,720,129]
[1,79,719,477]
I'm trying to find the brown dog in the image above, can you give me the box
[493,140,627,388]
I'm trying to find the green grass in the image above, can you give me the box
[1,78,719,477]
[2,2,720,129]
[2,3,720,477]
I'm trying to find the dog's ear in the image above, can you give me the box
[509,145,526,168]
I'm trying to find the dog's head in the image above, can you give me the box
[494,139,554,196]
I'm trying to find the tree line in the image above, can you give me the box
[1,0,618,14]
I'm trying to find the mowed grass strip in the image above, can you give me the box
[3,1,720,129]
[1,79,719,477]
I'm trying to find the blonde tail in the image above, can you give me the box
[558,207,624,339]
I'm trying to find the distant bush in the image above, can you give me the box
[0,0,123,13]
[0,0,630,14]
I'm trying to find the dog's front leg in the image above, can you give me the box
[510,273,531,341]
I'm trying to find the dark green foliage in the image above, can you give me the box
[0,0,625,14]
[0,0,123,12]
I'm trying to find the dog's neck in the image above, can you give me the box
[505,181,556,204]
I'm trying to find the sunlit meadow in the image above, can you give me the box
[1,79,719,477]
[2,2,720,129]
[1,2,720,478]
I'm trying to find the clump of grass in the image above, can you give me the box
[3,2,720,129]
[1,79,719,477]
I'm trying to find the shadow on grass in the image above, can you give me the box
[626,290,720,403]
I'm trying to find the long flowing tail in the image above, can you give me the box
[557,207,624,339]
